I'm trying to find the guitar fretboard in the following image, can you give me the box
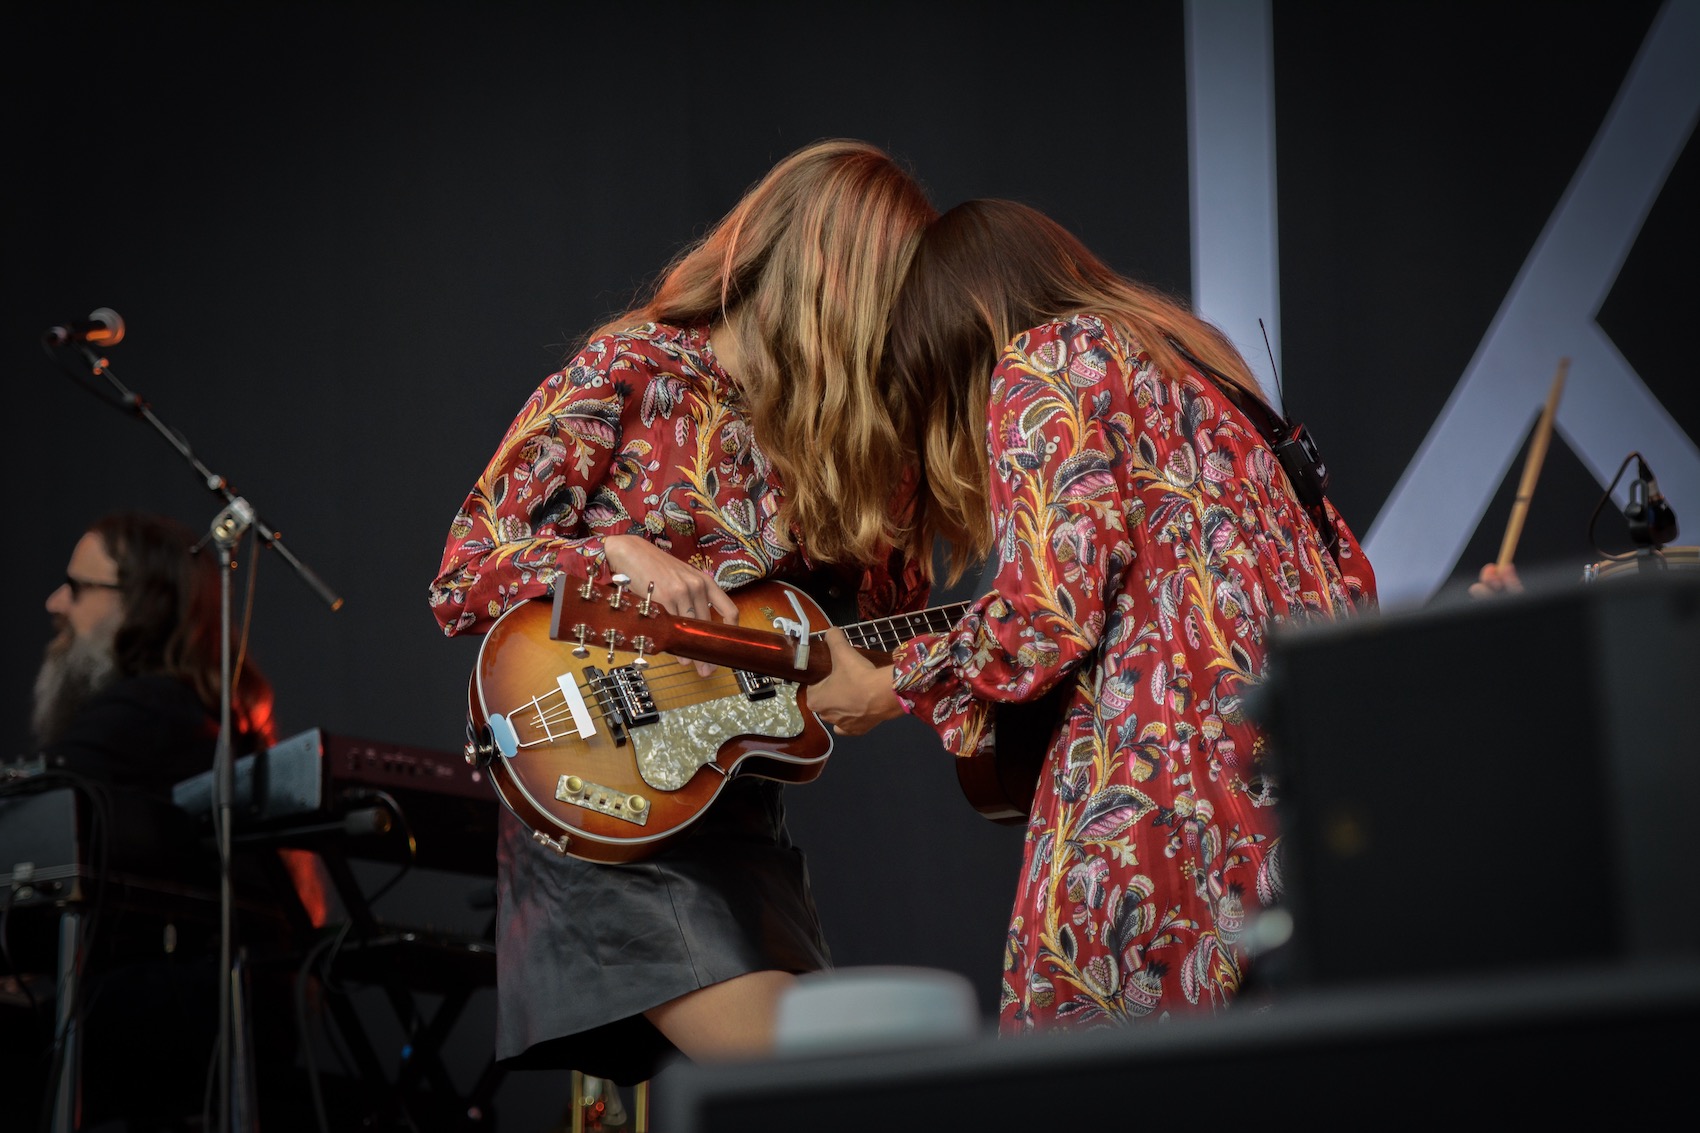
[825,602,974,652]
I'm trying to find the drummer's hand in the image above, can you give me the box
[1469,562,1523,599]
[807,629,905,736]
[603,534,738,677]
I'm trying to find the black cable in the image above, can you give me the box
[295,923,352,1133]
[277,788,421,1028]
[315,796,424,1130]
[295,920,362,1084]
[340,789,418,910]
[232,527,260,701]
[1586,450,1672,565]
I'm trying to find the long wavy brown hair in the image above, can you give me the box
[90,512,277,748]
[890,199,1269,582]
[590,139,937,569]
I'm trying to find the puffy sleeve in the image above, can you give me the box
[890,325,1136,757]
[427,334,642,637]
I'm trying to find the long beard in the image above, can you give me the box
[32,630,119,748]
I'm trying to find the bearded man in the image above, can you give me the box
[9,512,308,1132]
[34,511,276,788]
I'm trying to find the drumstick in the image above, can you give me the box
[1496,357,1570,570]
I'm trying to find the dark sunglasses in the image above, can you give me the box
[65,574,123,600]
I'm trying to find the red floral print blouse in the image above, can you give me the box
[892,315,1376,1032]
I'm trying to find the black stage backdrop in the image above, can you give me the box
[3,1,1693,1128]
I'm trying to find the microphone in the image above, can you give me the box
[1625,456,1680,546]
[44,307,125,347]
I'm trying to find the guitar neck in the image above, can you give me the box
[828,602,973,657]
[551,580,974,686]
[653,600,973,684]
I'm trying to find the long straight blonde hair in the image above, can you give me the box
[592,139,936,569]
[890,199,1268,583]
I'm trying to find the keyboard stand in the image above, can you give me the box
[238,812,506,1128]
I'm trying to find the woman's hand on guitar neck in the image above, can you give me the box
[603,534,739,677]
[807,629,906,736]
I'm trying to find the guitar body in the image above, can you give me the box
[955,683,1070,825]
[468,581,836,864]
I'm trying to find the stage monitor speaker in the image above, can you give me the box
[660,963,1700,1130]
[1255,569,1700,988]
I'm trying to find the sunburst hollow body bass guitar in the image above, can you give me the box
[466,576,1039,864]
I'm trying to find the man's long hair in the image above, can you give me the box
[889,198,1268,583]
[590,139,938,570]
[90,512,277,747]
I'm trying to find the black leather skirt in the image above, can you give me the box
[492,776,830,1084]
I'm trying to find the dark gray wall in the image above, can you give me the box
[4,1,1693,1128]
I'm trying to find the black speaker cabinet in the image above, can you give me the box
[659,573,1700,1133]
[1256,569,1700,987]
[661,962,1700,1130]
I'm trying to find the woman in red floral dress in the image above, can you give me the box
[428,140,935,1081]
[811,200,1376,1032]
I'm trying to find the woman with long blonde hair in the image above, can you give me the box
[811,199,1376,1031]
[429,140,935,1081]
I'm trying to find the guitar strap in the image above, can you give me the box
[958,339,1345,817]
[1166,339,1343,565]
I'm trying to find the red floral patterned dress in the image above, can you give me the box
[428,322,926,631]
[891,316,1376,1033]
[427,321,928,1080]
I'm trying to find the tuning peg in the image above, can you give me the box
[578,576,595,600]
[570,623,591,659]
[631,635,653,668]
[609,573,631,608]
[640,581,656,617]
[603,628,622,664]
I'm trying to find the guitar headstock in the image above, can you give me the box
[550,574,675,658]
[548,575,836,683]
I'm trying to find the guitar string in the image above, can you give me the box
[525,659,780,727]
[524,676,648,735]
[568,598,969,665]
[865,605,969,643]
[552,600,974,692]
[519,676,623,741]
[509,600,971,748]
[827,604,970,651]
[518,666,753,741]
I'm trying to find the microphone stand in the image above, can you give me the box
[1585,451,1684,582]
[62,341,343,1133]
[1625,457,1680,573]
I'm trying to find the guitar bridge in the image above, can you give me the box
[607,665,659,726]
[735,669,778,701]
[582,664,658,746]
